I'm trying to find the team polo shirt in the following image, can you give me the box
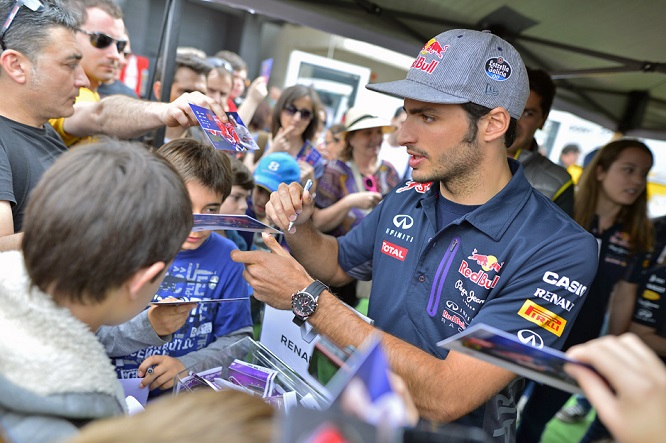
[337,159,598,441]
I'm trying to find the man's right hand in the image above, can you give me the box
[266,182,315,233]
[147,299,196,336]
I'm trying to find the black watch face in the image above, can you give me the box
[292,291,317,318]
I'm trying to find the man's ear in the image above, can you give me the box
[152,81,162,100]
[483,107,511,144]
[0,50,30,84]
[127,262,166,299]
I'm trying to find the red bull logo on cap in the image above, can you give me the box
[420,38,449,59]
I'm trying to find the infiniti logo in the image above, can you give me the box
[446,300,459,311]
[393,214,414,229]
[517,329,544,349]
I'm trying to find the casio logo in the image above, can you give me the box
[517,329,544,349]
[393,214,414,229]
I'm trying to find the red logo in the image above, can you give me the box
[381,240,408,261]
[396,181,433,194]
[442,310,466,329]
[467,249,503,273]
[411,56,439,74]
[458,260,500,289]
[420,38,449,59]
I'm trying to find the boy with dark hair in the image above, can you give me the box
[0,140,192,443]
[113,139,253,396]
[218,155,254,251]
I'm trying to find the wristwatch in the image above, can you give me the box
[291,280,328,326]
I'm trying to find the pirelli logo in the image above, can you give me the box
[518,299,566,337]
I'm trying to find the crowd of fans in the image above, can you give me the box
[1,1,665,443]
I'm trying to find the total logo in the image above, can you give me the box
[381,240,408,261]
[517,329,544,349]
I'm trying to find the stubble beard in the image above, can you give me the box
[412,129,483,198]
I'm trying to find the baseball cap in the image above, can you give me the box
[343,107,395,134]
[366,29,529,119]
[253,152,301,192]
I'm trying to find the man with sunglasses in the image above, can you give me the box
[0,0,226,250]
[49,0,124,146]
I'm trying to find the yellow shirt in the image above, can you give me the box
[567,164,584,185]
[49,87,100,147]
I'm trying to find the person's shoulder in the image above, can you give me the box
[530,153,572,183]
[77,87,101,103]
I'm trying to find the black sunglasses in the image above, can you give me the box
[0,0,44,50]
[78,29,127,53]
[283,104,313,120]
[207,57,234,74]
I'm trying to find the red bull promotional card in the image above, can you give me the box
[189,104,259,152]
[438,323,603,395]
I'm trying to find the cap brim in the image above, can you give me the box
[255,182,277,194]
[366,79,468,105]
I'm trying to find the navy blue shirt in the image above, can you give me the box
[337,159,598,441]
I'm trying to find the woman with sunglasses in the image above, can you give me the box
[311,108,401,306]
[243,85,324,185]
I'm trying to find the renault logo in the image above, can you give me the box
[517,329,544,349]
[393,214,414,229]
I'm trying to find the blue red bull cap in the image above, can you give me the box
[366,29,529,119]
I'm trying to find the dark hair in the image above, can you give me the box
[249,100,271,132]
[228,155,254,191]
[393,106,406,119]
[271,85,322,143]
[213,50,247,72]
[0,0,80,60]
[67,0,123,21]
[22,139,192,305]
[575,138,654,253]
[527,67,556,119]
[329,123,346,138]
[154,52,212,83]
[158,139,232,199]
[460,102,517,147]
[561,144,581,155]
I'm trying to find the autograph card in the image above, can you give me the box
[226,112,260,152]
[189,104,258,152]
[260,58,273,82]
[192,213,281,234]
[325,333,393,404]
[438,323,600,394]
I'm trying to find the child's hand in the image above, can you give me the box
[147,298,196,336]
[138,355,186,391]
